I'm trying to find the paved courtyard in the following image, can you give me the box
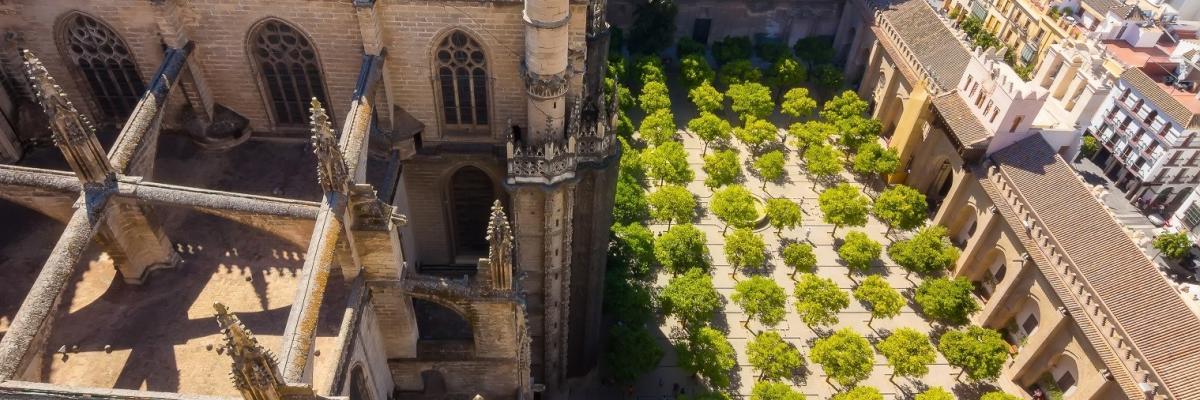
[625,122,977,399]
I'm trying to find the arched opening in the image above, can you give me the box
[1005,298,1040,347]
[974,248,1007,301]
[248,18,329,127]
[349,365,373,400]
[412,298,474,358]
[448,166,495,264]
[946,204,978,247]
[420,370,447,396]
[1047,355,1079,398]
[434,30,490,136]
[929,160,954,205]
[60,12,145,122]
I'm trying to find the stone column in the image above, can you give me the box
[23,51,112,185]
[524,0,571,143]
[153,0,214,124]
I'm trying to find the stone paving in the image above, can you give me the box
[628,122,967,399]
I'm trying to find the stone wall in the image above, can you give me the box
[606,0,841,45]
[398,152,506,267]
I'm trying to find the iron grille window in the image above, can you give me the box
[251,20,328,126]
[1184,203,1200,228]
[62,13,145,121]
[436,31,489,134]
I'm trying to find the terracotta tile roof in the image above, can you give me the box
[871,0,972,91]
[931,92,991,148]
[975,173,1144,398]
[1122,67,1200,129]
[989,136,1200,399]
[1081,0,1122,14]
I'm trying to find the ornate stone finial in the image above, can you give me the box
[486,200,514,291]
[22,50,113,185]
[309,98,350,195]
[213,302,287,400]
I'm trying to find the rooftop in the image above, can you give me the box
[990,136,1200,399]
[872,0,972,91]
[1121,66,1200,128]
[931,92,991,148]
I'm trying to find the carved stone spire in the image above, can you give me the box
[486,200,514,291]
[213,302,287,400]
[309,98,349,195]
[22,50,113,185]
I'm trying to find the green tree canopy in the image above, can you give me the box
[914,277,980,326]
[831,386,883,400]
[804,143,845,186]
[689,81,726,114]
[719,59,762,86]
[750,381,804,400]
[852,142,900,182]
[765,198,802,234]
[654,224,710,274]
[636,56,666,84]
[610,223,656,278]
[604,324,664,384]
[888,225,960,276]
[788,120,837,154]
[733,275,788,328]
[728,82,774,120]
[938,325,1010,382]
[676,326,737,388]
[782,243,817,277]
[603,271,656,325]
[639,80,671,113]
[1080,135,1099,158]
[877,328,936,380]
[792,273,849,328]
[812,64,844,91]
[628,0,676,55]
[872,184,928,233]
[747,331,805,381]
[753,150,787,188]
[660,267,723,327]
[838,230,882,275]
[781,87,818,120]
[820,90,869,122]
[836,116,882,152]
[768,56,807,93]
[642,140,693,185]
[914,387,956,400]
[712,36,753,65]
[1154,232,1192,260]
[735,118,779,150]
[681,53,715,89]
[725,228,767,273]
[711,185,760,231]
[639,108,678,146]
[614,175,650,224]
[617,111,635,138]
[689,111,732,154]
[810,328,874,387]
[853,275,903,324]
[648,184,696,226]
[793,36,835,66]
[979,392,1022,400]
[703,149,742,188]
[818,183,870,235]
[619,137,645,179]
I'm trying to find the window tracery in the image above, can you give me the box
[436,31,489,134]
[62,13,145,121]
[251,20,328,126]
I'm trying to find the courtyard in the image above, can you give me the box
[599,51,1009,399]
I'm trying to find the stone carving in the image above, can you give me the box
[309,98,350,195]
[505,97,616,184]
[523,69,568,100]
[486,200,514,291]
[22,50,114,185]
[213,302,312,400]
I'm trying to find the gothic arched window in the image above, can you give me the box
[250,19,329,126]
[61,13,145,121]
[435,31,489,134]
